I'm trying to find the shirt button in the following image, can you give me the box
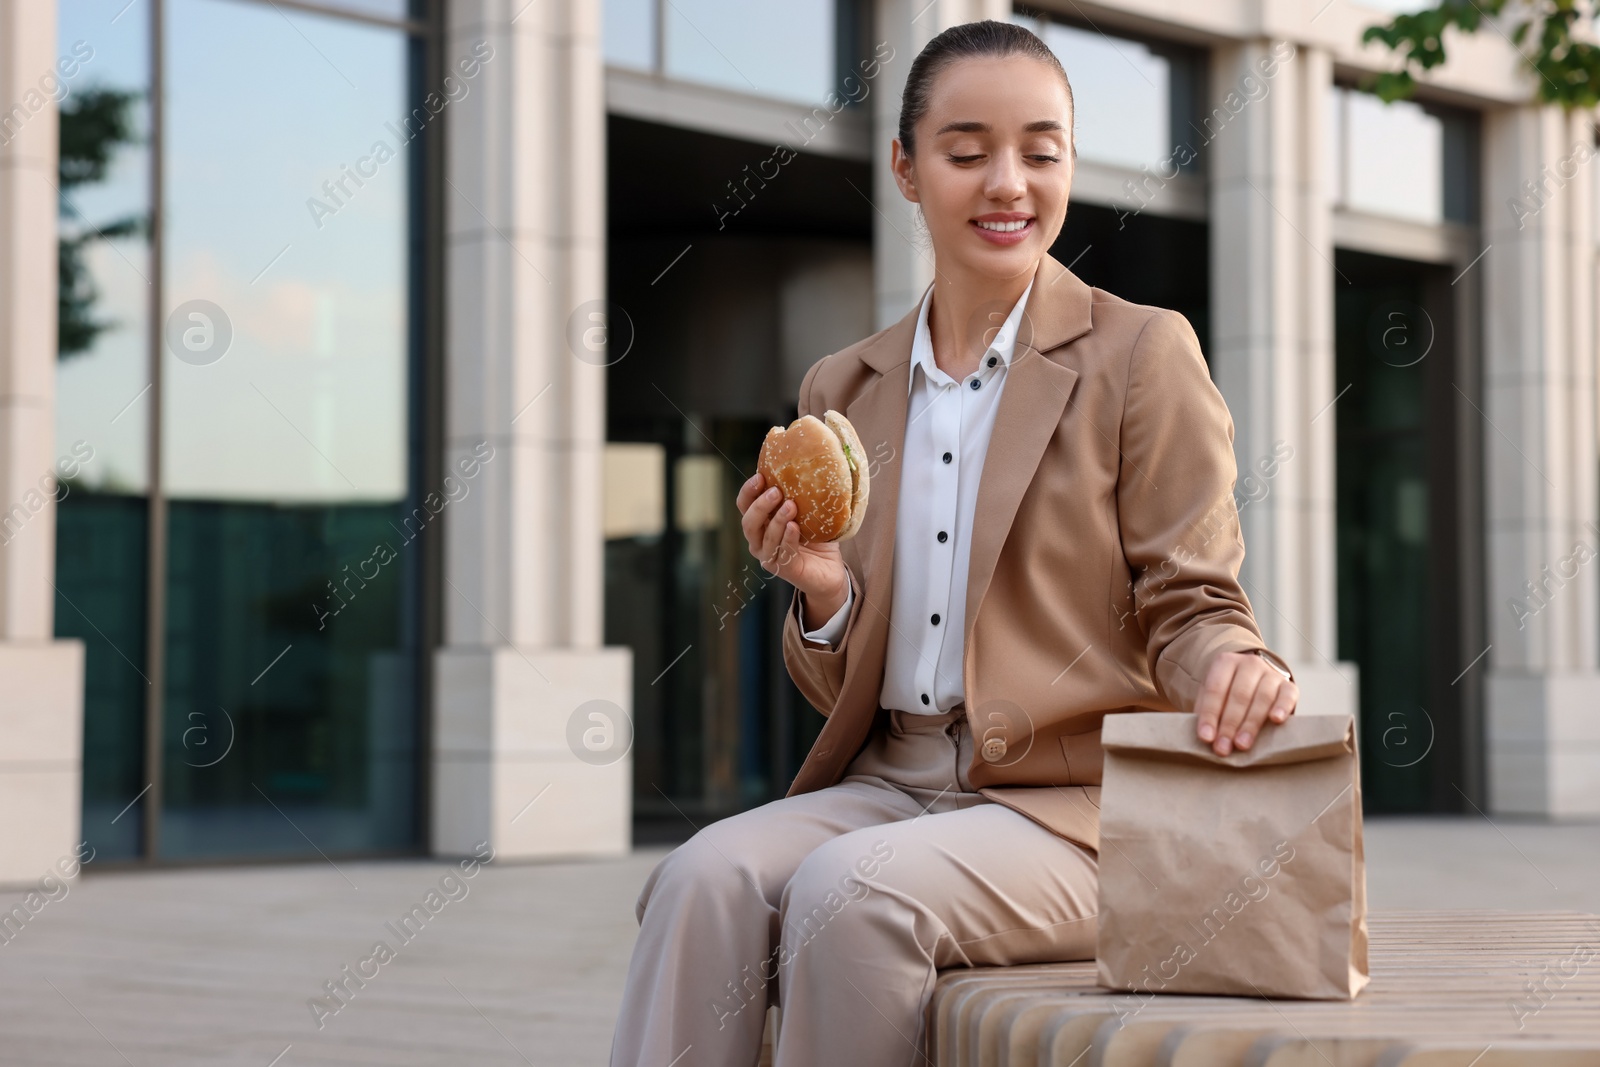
[982,737,1008,762]
[937,531,947,543]
[969,378,981,391]
[988,356,998,367]
[942,451,952,464]
[931,613,940,626]
[920,693,930,706]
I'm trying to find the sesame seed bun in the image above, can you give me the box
[756,409,870,542]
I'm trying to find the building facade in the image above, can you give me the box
[0,0,1594,879]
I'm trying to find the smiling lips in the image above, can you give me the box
[971,213,1034,245]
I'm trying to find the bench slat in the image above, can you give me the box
[920,910,1600,1067]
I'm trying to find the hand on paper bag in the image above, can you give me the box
[1193,650,1298,756]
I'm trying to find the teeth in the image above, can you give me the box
[976,219,1030,232]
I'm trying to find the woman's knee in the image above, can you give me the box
[636,821,767,922]
[778,832,899,941]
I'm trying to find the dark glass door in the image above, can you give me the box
[1334,249,1472,813]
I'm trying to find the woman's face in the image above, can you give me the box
[893,54,1074,279]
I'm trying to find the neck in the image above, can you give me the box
[927,258,1036,380]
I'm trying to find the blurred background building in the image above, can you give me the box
[0,0,1594,879]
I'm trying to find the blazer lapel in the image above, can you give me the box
[830,305,917,711]
[961,253,1094,648]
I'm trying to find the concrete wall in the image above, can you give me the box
[437,0,632,860]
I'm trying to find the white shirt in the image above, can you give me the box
[799,277,1034,714]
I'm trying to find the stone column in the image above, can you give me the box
[435,0,631,860]
[1208,40,1357,717]
[872,0,1009,330]
[1481,104,1600,816]
[0,0,86,883]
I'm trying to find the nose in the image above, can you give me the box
[984,147,1028,202]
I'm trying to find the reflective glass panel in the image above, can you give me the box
[159,0,421,859]
[663,0,835,105]
[1332,86,1444,224]
[605,0,656,71]
[55,0,156,861]
[1022,16,1171,172]
[282,0,422,20]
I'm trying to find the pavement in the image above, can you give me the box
[1,816,1596,1065]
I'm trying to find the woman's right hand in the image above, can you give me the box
[736,471,850,626]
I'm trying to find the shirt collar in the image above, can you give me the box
[908,277,1035,396]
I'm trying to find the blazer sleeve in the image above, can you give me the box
[1114,309,1292,713]
[782,566,864,716]
[780,356,865,717]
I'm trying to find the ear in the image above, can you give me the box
[889,139,921,204]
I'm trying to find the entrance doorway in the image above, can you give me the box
[604,115,874,838]
[1333,249,1482,813]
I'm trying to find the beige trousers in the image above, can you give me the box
[609,706,1100,1067]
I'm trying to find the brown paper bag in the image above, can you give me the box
[1094,710,1369,1000]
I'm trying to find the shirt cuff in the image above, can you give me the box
[800,581,853,647]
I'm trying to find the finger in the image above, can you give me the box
[759,498,796,570]
[775,520,801,572]
[1214,665,1264,755]
[1194,655,1236,744]
[735,471,765,512]
[770,513,803,572]
[740,485,781,549]
[742,483,780,534]
[1234,675,1279,751]
[1268,681,1299,723]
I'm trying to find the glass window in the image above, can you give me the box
[55,0,429,864]
[606,0,862,107]
[278,0,422,20]
[598,0,838,105]
[55,0,156,863]
[1033,18,1168,170]
[662,0,835,105]
[164,4,408,503]
[157,0,422,859]
[1013,9,1204,175]
[1329,85,1479,225]
[605,0,656,71]
[1335,88,1443,223]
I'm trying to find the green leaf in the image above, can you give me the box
[1363,1,1600,110]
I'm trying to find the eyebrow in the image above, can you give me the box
[932,119,1067,136]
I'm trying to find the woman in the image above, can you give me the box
[610,19,1298,1067]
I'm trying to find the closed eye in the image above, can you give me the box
[946,153,1061,164]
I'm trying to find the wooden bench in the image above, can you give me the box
[760,910,1600,1065]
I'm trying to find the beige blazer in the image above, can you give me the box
[780,251,1291,853]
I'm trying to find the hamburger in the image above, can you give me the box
[757,409,870,542]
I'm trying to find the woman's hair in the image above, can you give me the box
[897,19,1075,159]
